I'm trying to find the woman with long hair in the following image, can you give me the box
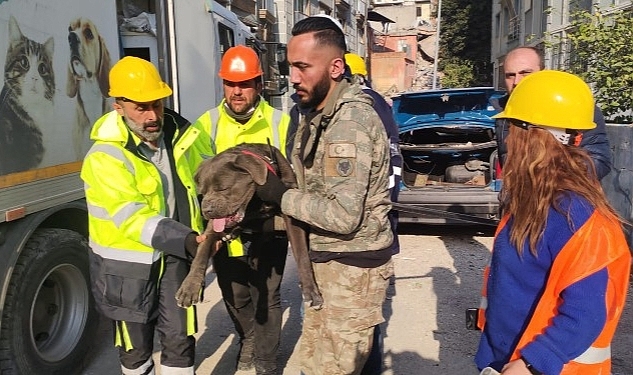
[475,70,631,375]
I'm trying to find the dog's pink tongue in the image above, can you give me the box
[212,218,226,232]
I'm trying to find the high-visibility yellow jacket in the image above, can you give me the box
[81,109,206,325]
[192,97,290,256]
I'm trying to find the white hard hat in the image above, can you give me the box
[312,13,344,34]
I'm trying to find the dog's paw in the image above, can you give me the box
[305,291,324,310]
[175,277,203,308]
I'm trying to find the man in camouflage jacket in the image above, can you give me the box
[255,15,394,375]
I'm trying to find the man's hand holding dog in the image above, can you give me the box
[185,232,214,258]
[185,233,201,258]
[256,172,289,206]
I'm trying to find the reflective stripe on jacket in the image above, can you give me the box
[81,110,205,323]
[196,97,289,156]
[478,212,630,374]
[192,97,290,256]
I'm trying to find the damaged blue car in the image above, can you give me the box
[392,87,505,225]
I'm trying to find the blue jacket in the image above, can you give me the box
[360,86,402,255]
[476,193,630,374]
[476,195,606,373]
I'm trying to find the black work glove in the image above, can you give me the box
[255,172,289,206]
[185,232,199,258]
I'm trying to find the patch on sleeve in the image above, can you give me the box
[328,143,357,158]
[325,143,356,177]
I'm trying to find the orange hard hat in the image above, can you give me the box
[218,45,263,82]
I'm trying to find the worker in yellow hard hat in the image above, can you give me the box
[345,52,368,76]
[344,51,402,375]
[81,56,210,375]
[475,70,630,375]
[191,45,291,374]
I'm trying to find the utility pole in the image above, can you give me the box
[432,0,442,89]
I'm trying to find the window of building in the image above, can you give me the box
[540,0,548,37]
[217,23,235,55]
[294,0,307,16]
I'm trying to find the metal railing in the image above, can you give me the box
[508,16,520,41]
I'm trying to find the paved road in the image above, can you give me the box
[82,225,633,374]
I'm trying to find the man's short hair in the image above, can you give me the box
[291,16,347,53]
[506,46,546,70]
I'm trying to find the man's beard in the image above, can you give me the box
[125,115,163,142]
[296,73,330,110]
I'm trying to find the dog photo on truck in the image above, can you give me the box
[0,1,118,373]
[0,1,117,176]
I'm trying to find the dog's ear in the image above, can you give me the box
[194,158,214,192]
[66,62,78,98]
[97,35,111,99]
[234,153,269,185]
[273,147,298,188]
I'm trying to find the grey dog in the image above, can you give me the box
[175,143,323,310]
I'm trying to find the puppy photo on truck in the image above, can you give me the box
[66,17,111,158]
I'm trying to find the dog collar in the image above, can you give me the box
[240,150,278,176]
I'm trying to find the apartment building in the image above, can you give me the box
[366,0,437,93]
[491,0,633,89]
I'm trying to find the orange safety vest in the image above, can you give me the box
[478,211,631,374]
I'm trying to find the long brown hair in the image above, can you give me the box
[501,124,620,255]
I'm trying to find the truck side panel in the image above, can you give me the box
[171,0,253,120]
[0,0,119,216]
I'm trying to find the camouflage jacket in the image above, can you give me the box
[282,79,393,252]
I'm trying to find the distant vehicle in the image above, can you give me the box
[392,87,506,225]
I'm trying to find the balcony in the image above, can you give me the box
[294,11,308,23]
[258,8,276,24]
[372,0,404,5]
[335,0,350,10]
[231,0,256,15]
[318,0,334,11]
[507,16,520,42]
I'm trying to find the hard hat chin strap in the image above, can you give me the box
[539,126,584,146]
[543,126,572,145]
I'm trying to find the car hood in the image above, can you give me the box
[392,87,505,133]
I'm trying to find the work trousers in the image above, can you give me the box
[300,259,394,375]
[213,235,288,373]
[117,255,196,374]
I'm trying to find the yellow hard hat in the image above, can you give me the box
[108,56,172,102]
[218,45,263,82]
[345,53,368,76]
[493,70,596,130]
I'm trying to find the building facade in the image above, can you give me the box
[491,0,633,89]
[368,0,436,93]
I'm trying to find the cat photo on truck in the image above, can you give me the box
[0,15,52,175]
